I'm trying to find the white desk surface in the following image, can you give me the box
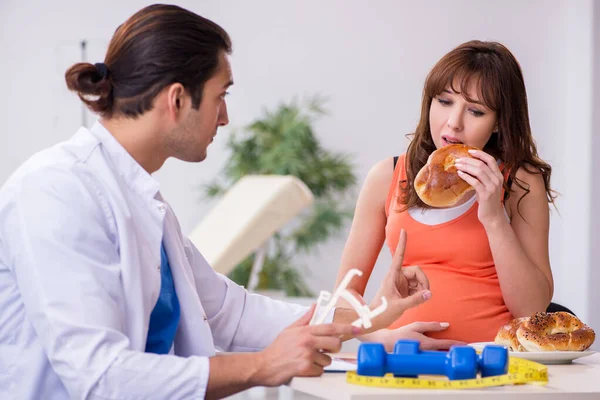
[290,353,600,399]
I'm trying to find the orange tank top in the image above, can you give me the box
[385,154,512,343]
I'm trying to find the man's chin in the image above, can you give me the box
[177,150,207,163]
[194,152,207,162]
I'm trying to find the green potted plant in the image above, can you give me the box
[203,96,357,297]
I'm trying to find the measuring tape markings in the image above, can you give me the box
[346,355,548,390]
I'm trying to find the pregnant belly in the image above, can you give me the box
[388,266,512,343]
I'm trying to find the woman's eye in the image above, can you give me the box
[470,109,485,117]
[437,97,451,106]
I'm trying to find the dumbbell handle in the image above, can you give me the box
[386,353,452,377]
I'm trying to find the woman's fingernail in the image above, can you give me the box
[352,326,362,334]
[468,149,477,154]
[422,291,432,300]
[440,322,450,327]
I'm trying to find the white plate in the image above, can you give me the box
[469,342,596,365]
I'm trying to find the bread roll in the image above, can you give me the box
[414,144,477,207]
[516,312,596,352]
[494,317,528,352]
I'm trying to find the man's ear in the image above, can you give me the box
[166,83,186,119]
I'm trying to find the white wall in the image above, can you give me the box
[590,0,600,344]
[1,0,598,346]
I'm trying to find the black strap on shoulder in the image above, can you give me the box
[393,156,399,170]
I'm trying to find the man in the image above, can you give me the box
[0,4,431,399]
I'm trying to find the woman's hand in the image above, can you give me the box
[362,322,466,352]
[369,229,432,330]
[455,149,506,228]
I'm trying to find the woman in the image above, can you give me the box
[335,40,556,349]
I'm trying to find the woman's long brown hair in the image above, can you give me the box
[399,40,556,214]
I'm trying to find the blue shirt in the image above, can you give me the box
[145,243,181,354]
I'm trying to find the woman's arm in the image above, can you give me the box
[456,151,553,317]
[334,158,394,294]
[487,167,554,316]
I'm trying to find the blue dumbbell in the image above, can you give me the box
[393,340,507,378]
[357,340,508,380]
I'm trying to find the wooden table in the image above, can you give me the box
[289,353,600,399]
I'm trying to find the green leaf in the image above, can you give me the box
[292,200,354,253]
[227,256,253,287]
[201,182,226,199]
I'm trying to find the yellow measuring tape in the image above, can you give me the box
[346,356,548,390]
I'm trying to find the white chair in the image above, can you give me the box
[188,175,314,289]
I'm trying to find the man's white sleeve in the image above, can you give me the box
[7,168,210,399]
[183,238,337,352]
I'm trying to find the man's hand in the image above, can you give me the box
[370,229,431,329]
[249,304,360,387]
